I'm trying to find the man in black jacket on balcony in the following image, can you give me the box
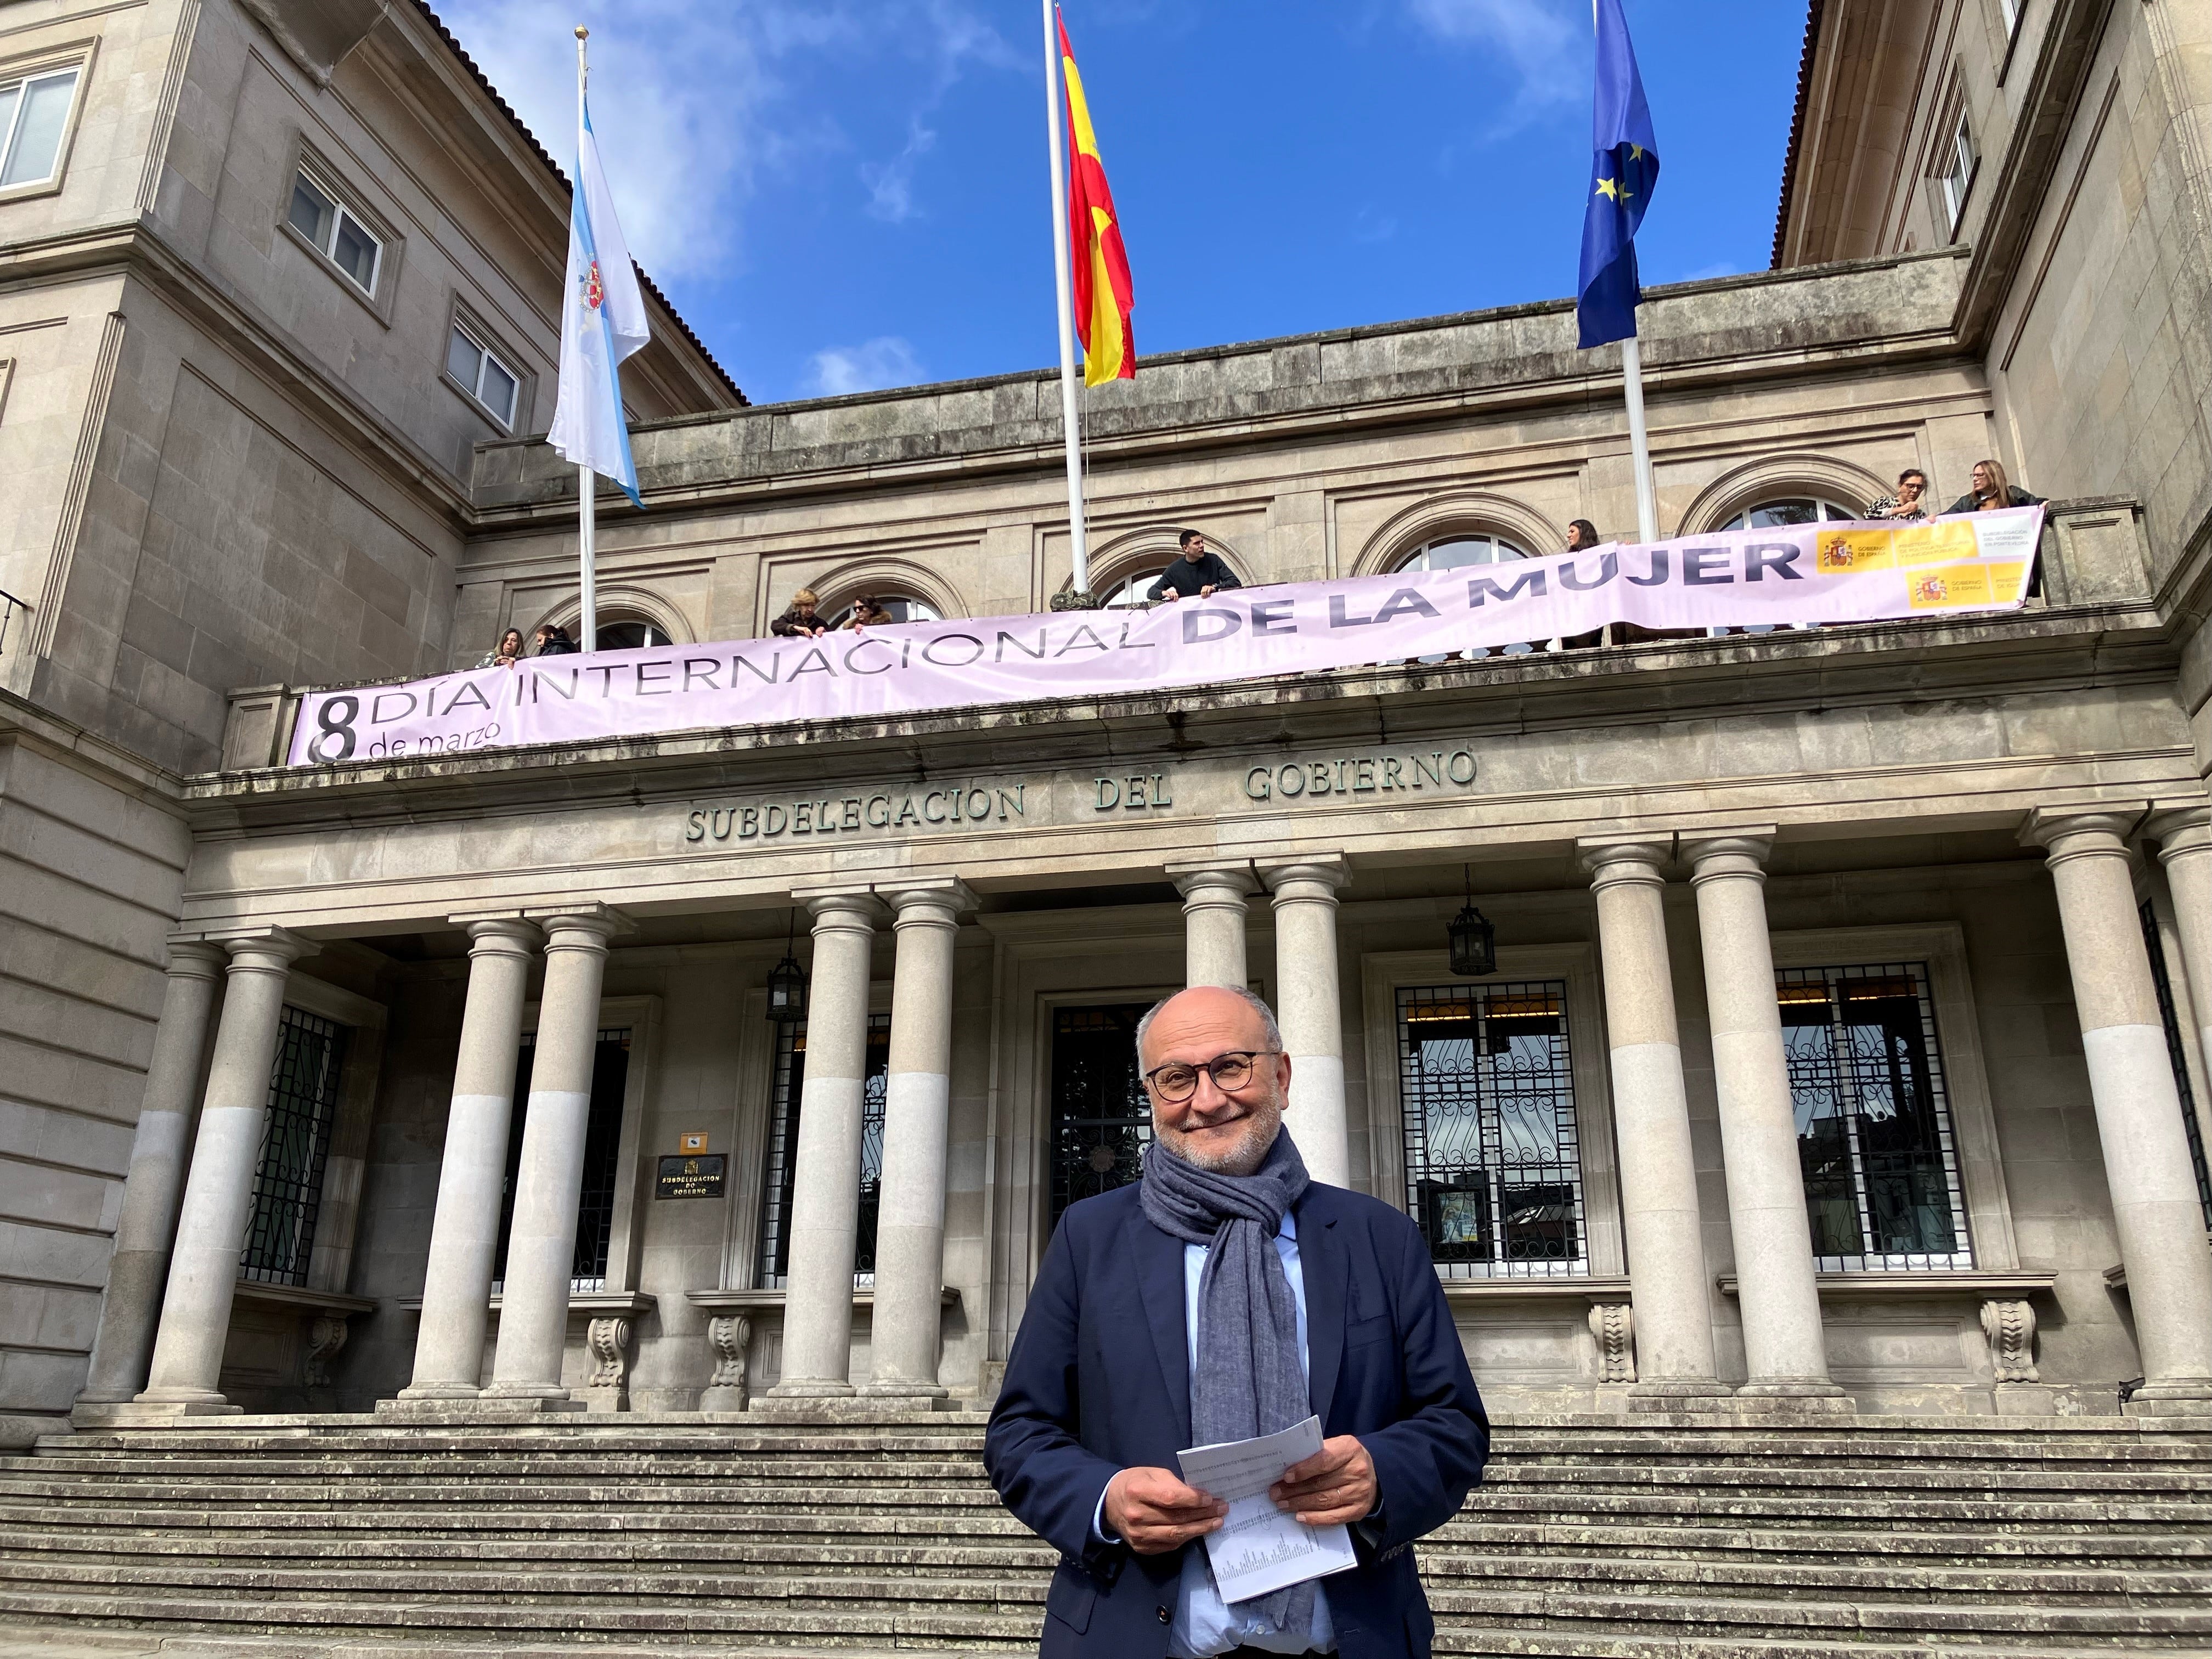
[1148,531,1242,603]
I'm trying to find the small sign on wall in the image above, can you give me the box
[656,1154,726,1200]
[680,1132,708,1153]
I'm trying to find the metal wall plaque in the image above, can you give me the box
[656,1154,726,1200]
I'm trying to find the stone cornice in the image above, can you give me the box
[0,687,188,807]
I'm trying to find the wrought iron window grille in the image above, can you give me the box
[491,1029,631,1294]
[757,1013,891,1289]
[240,1007,349,1286]
[1398,980,1587,1279]
[1049,1003,1156,1232]
[1779,963,1972,1271]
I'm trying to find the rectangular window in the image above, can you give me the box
[756,1014,891,1289]
[240,1007,349,1286]
[1939,109,1976,230]
[286,168,382,296]
[2140,901,2212,1230]
[1398,980,1585,1278]
[493,1028,631,1293]
[1781,963,1972,1270]
[1049,1003,1155,1231]
[0,64,80,189]
[445,321,521,428]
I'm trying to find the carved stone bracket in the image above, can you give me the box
[585,1317,634,1412]
[303,1316,350,1387]
[701,1314,753,1413]
[1979,1297,2039,1383]
[1589,1300,1637,1384]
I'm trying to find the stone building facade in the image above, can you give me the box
[3,0,2210,1444]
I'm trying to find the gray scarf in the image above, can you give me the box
[1140,1127,1314,1631]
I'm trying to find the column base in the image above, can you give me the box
[765,1380,857,1400]
[374,1395,585,1421]
[1730,1380,1857,1414]
[392,1382,484,1402]
[860,1380,948,1400]
[84,1395,242,1425]
[747,1396,961,1424]
[1626,1381,1737,1413]
[478,1381,574,1403]
[2123,1380,2212,1419]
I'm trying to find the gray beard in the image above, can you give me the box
[1159,1108,1280,1177]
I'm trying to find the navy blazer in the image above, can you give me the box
[985,1181,1489,1659]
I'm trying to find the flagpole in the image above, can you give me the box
[574,24,598,651]
[1041,0,1092,597]
[1621,332,1658,543]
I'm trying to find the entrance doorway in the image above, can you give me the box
[1049,1003,1154,1231]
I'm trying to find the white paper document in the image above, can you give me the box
[1175,1414,1359,1604]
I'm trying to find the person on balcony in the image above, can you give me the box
[770,589,831,638]
[476,628,524,669]
[839,595,895,629]
[531,624,578,657]
[1149,531,1243,603]
[1946,459,2043,515]
[1867,469,1931,520]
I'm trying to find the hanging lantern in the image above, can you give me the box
[766,910,807,1023]
[1448,865,1497,978]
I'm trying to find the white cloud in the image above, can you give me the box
[435,0,856,282]
[1406,0,1582,119]
[863,121,938,223]
[805,336,925,396]
[854,0,1020,223]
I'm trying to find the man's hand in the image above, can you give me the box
[1199,584,1217,597]
[1270,1435,1377,1527]
[1103,1466,1226,1555]
[1158,586,1181,602]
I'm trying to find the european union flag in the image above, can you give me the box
[1577,0,1660,349]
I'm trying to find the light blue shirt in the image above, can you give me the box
[1094,1210,1338,1658]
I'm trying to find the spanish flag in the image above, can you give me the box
[1057,10,1134,385]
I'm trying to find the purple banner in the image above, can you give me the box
[288,509,2042,766]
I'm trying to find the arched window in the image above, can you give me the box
[1718,496,1860,531]
[1393,534,1542,657]
[1709,499,1860,635]
[596,617,676,651]
[1098,568,1166,608]
[1394,533,1532,574]
[823,592,941,625]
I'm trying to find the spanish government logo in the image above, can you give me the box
[582,258,605,311]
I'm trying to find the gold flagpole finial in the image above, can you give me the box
[575,25,588,39]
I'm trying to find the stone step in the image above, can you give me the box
[2,1566,2207,1647]
[20,1453,2211,1497]
[9,1523,2208,1605]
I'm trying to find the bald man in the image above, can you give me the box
[987,985,1489,1659]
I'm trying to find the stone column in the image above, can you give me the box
[74,942,228,1414]
[2027,806,2212,1412]
[768,889,883,1398]
[1167,862,1254,988]
[132,929,317,1414]
[1260,856,1352,1189]
[867,878,974,1397]
[2148,802,2212,1134]
[397,918,541,1402]
[1683,831,1847,1408]
[483,908,623,1404]
[1578,840,1728,1402]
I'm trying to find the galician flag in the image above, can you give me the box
[1576,0,1660,349]
[547,91,649,506]
[1058,8,1134,385]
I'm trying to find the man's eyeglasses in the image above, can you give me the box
[1142,1050,1280,1104]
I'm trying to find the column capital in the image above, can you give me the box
[1577,837,1673,887]
[2020,803,2147,861]
[882,877,976,923]
[2146,799,2212,861]
[796,885,887,930]
[1257,853,1350,896]
[521,901,633,939]
[461,917,544,958]
[1681,826,1776,882]
[161,939,229,980]
[200,926,317,974]
[1166,860,1257,899]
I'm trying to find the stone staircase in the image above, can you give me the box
[1,1414,2209,1657]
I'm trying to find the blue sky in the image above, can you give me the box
[437,1,1810,407]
